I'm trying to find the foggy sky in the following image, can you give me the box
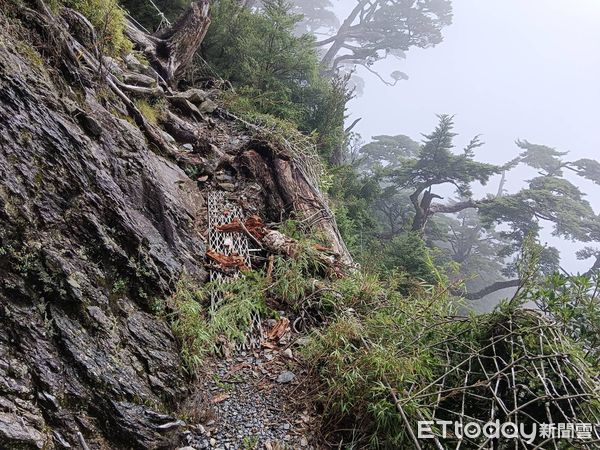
[334,0,600,273]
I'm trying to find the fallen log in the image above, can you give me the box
[216,216,268,241]
[216,216,347,277]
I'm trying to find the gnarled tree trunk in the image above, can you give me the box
[125,0,211,87]
[235,140,353,265]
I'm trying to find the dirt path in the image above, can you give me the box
[178,321,321,450]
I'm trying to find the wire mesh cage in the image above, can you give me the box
[207,190,251,285]
[206,190,263,349]
[403,310,600,449]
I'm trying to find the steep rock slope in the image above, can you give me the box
[0,17,208,449]
[0,2,347,448]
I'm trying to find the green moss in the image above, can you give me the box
[133,51,149,66]
[15,41,45,70]
[134,98,164,125]
[19,128,33,145]
[60,0,132,56]
[47,0,62,12]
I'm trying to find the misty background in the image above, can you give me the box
[334,0,600,273]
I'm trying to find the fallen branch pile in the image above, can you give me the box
[213,216,347,278]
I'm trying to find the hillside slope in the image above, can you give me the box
[0,1,345,448]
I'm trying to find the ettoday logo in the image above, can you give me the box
[417,420,598,443]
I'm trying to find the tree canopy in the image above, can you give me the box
[316,0,453,82]
[387,115,500,231]
[339,117,600,302]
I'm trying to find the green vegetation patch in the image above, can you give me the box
[60,0,132,56]
[303,273,600,448]
[134,98,165,125]
[168,274,268,372]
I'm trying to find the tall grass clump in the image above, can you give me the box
[302,272,600,448]
[302,274,459,448]
[168,274,267,372]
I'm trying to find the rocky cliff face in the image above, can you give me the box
[0,2,347,448]
[0,16,206,450]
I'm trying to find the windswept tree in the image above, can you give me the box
[438,209,505,280]
[359,133,420,173]
[473,141,600,295]
[228,0,452,85]
[483,141,599,244]
[357,120,600,301]
[386,115,501,232]
[315,0,453,84]
[453,141,599,299]
[289,0,339,34]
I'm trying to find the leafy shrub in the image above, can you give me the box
[202,0,347,160]
[379,233,443,285]
[522,272,600,366]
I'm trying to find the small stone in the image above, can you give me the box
[52,431,71,448]
[294,337,310,346]
[180,88,208,104]
[300,437,308,446]
[177,447,196,450]
[66,276,81,289]
[38,391,59,410]
[276,371,295,384]
[218,182,235,192]
[199,99,218,114]
[161,131,176,143]
[210,438,217,446]
[157,419,185,430]
[283,423,290,430]
[182,143,194,151]
[282,348,293,359]
[215,172,234,182]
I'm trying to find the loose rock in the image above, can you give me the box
[276,371,296,384]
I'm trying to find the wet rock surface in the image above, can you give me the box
[0,20,205,449]
[0,3,345,447]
